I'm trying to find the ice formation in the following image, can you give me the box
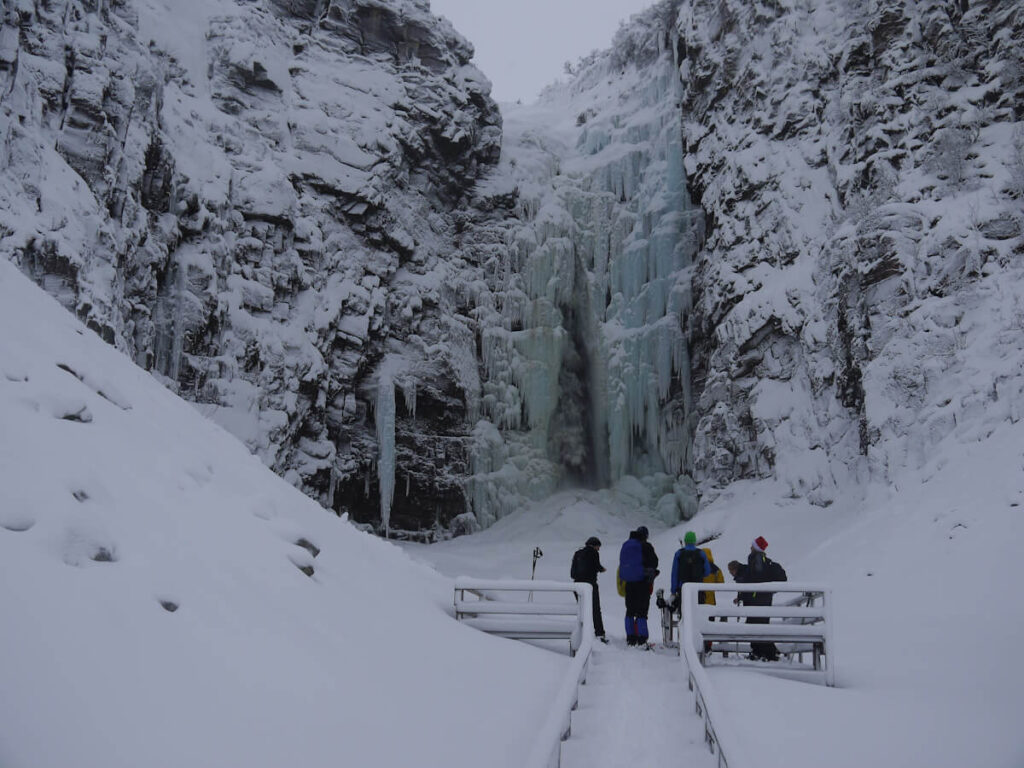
[466,32,702,523]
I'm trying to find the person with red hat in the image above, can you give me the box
[727,535,784,661]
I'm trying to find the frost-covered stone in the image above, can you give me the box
[0,0,499,537]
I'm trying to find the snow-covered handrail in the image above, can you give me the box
[454,577,596,593]
[679,582,835,768]
[453,578,594,768]
[680,582,753,768]
[685,583,835,686]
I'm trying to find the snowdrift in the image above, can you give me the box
[0,259,564,768]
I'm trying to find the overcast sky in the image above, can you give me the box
[430,0,658,104]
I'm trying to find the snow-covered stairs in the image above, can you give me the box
[559,642,714,768]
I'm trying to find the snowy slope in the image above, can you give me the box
[0,258,565,768]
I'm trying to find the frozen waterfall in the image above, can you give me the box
[470,46,703,524]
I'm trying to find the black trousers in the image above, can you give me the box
[745,592,779,660]
[574,582,606,637]
[624,581,651,618]
[624,581,652,643]
[591,583,605,636]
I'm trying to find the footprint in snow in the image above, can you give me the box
[56,363,131,410]
[157,597,180,613]
[294,537,321,558]
[62,525,118,566]
[1,514,36,532]
[47,395,93,423]
[289,553,316,578]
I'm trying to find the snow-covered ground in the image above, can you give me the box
[0,258,565,768]
[409,451,1024,766]
[3,250,1023,767]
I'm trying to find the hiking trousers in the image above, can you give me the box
[574,581,606,638]
[591,583,605,637]
[624,581,652,642]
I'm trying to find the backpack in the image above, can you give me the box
[570,548,586,581]
[677,548,705,584]
[765,557,787,582]
[618,538,644,582]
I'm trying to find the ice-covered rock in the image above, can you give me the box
[675,0,1024,506]
[1,0,499,536]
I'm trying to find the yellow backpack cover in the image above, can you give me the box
[701,547,724,605]
[616,567,626,597]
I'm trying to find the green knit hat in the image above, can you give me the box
[684,531,697,545]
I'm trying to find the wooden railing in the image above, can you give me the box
[683,582,835,685]
[679,582,836,768]
[454,578,592,656]
[453,578,594,768]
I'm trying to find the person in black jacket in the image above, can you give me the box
[728,536,780,661]
[571,537,608,642]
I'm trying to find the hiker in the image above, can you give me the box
[729,536,786,661]
[669,531,711,609]
[619,526,659,647]
[571,536,608,643]
[667,532,715,652]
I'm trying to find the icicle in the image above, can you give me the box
[376,361,398,538]
[169,252,186,382]
[400,377,417,422]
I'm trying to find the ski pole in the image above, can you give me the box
[529,546,542,601]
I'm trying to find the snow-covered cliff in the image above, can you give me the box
[1,0,500,535]
[3,0,1023,536]
[673,0,1024,506]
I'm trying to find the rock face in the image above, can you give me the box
[674,0,1024,505]
[1,0,500,536]
[3,0,1024,534]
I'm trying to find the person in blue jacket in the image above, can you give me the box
[619,526,659,647]
[669,530,711,608]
